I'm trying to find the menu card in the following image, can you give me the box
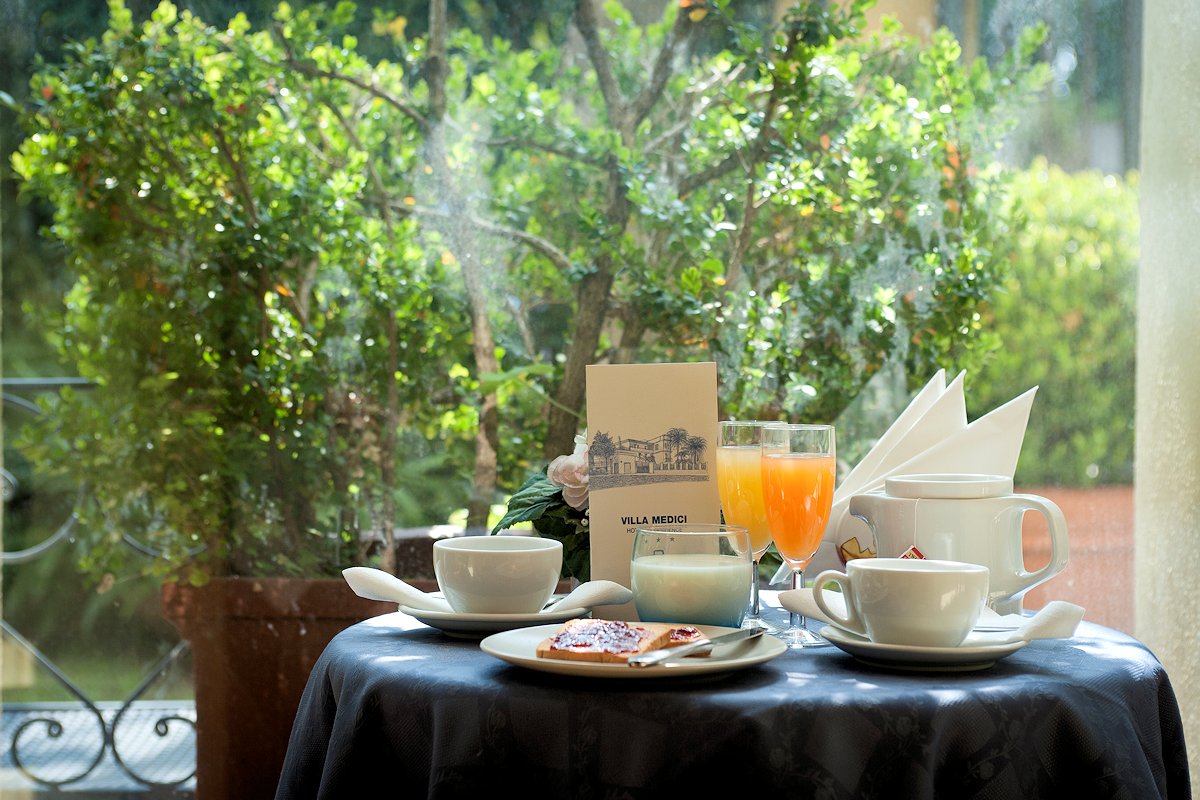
[585,362,722,620]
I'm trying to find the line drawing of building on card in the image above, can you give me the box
[588,428,709,490]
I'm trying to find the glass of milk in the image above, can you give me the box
[631,524,752,627]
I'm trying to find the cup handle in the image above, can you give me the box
[811,570,866,637]
[1007,494,1070,595]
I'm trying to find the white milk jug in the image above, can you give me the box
[847,474,1069,614]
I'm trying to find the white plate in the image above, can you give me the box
[399,604,591,637]
[479,623,787,679]
[820,625,1027,672]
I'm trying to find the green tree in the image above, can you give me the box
[275,0,1046,462]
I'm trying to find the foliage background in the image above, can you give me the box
[5,0,1050,586]
[967,158,1137,487]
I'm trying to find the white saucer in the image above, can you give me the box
[399,604,591,637]
[820,625,1027,672]
[480,623,787,679]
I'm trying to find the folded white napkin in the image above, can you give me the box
[779,587,1084,646]
[341,567,632,615]
[342,567,454,612]
[961,601,1085,646]
[546,580,633,611]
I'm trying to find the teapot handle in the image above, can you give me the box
[1009,494,1070,595]
[847,509,880,560]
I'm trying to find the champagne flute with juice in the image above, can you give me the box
[717,421,775,629]
[760,423,836,648]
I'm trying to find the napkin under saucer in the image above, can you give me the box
[779,587,1084,646]
[342,567,633,615]
[818,626,1029,671]
[782,588,1083,671]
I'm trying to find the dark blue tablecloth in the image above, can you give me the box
[275,601,1190,799]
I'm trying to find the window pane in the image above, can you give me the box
[1,0,1144,793]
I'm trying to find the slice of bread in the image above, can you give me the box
[535,619,707,663]
[663,623,711,656]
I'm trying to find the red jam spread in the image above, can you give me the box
[669,625,701,643]
[549,620,648,654]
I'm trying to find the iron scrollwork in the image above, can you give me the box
[2,381,197,791]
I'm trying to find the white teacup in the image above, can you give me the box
[811,558,989,647]
[433,535,563,614]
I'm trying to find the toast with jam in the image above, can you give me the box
[535,618,707,663]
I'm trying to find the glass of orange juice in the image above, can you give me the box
[760,423,836,648]
[717,421,775,630]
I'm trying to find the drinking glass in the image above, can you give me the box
[717,421,775,630]
[631,523,752,627]
[760,423,836,648]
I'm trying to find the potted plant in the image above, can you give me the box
[9,3,463,797]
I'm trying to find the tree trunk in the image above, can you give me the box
[544,171,631,458]
[427,0,500,530]
[544,268,614,459]
[379,312,400,572]
[543,1,701,458]
[613,312,646,364]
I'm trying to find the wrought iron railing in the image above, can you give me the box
[2,378,196,794]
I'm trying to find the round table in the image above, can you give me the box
[274,598,1190,799]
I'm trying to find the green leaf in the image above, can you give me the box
[679,266,702,295]
[490,472,561,532]
[531,517,591,582]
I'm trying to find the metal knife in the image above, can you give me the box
[627,627,764,668]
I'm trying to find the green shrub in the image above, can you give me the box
[968,158,1137,486]
[10,1,467,582]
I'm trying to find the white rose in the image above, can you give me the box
[547,438,589,511]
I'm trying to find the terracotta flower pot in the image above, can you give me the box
[161,577,416,800]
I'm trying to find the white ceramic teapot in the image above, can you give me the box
[847,474,1069,614]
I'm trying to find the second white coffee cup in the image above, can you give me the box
[433,535,562,614]
[811,558,989,647]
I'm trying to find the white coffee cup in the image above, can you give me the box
[811,558,989,647]
[433,535,563,614]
